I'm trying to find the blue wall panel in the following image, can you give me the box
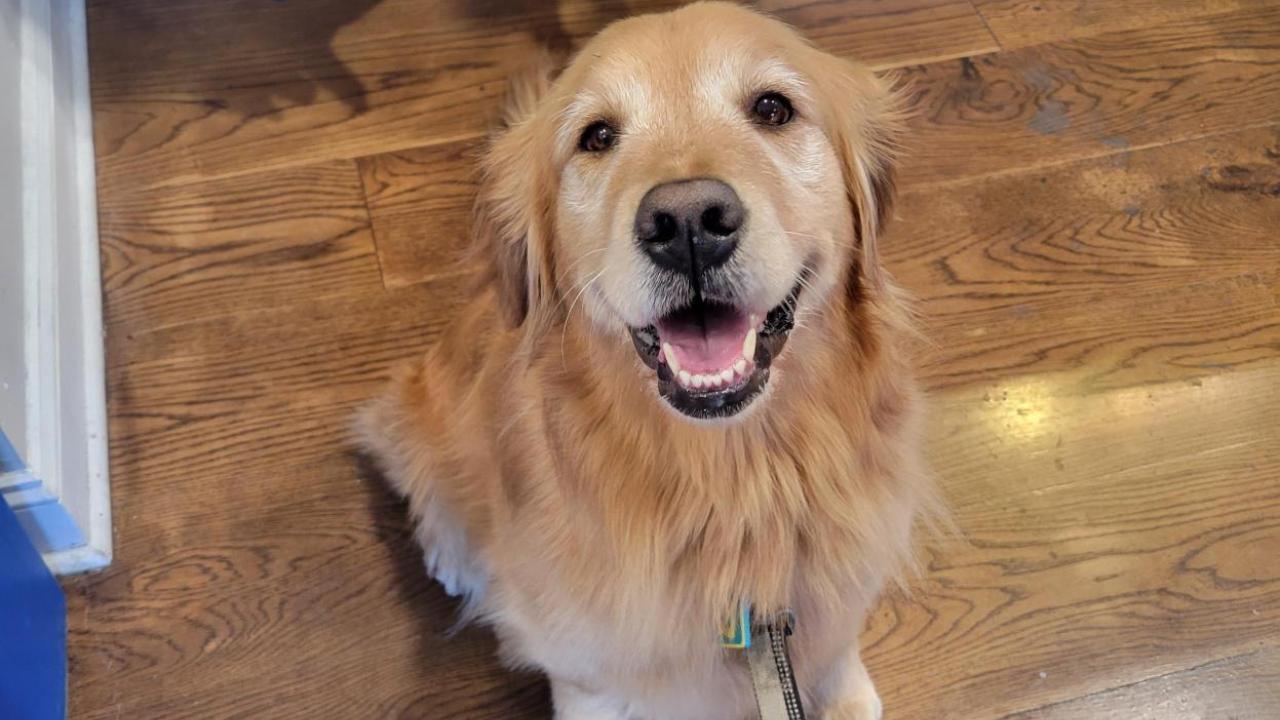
[0,497,67,720]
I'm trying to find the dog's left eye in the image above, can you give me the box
[752,93,794,126]
[579,121,618,153]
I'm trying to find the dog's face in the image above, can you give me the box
[476,3,900,422]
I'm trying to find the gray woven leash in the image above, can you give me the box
[746,613,806,720]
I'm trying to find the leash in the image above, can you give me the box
[723,607,807,720]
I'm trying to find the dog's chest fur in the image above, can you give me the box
[360,298,927,719]
[470,329,921,715]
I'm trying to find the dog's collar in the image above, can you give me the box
[721,605,807,720]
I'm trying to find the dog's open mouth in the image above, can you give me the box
[629,282,801,419]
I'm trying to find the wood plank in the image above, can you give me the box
[358,139,479,288]
[891,126,1280,320]
[898,5,1280,186]
[87,0,995,192]
[886,125,1280,389]
[66,272,557,719]
[768,0,997,68]
[868,364,1280,718]
[63,453,548,719]
[1005,648,1280,719]
[99,160,383,334]
[919,267,1280,391]
[101,276,470,523]
[973,0,1274,50]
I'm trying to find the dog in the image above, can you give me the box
[358,3,938,718]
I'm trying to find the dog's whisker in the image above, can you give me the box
[560,247,609,279]
[552,248,611,315]
[559,269,607,367]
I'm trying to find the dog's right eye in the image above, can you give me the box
[752,93,794,126]
[578,121,617,153]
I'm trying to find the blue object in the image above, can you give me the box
[0,429,85,556]
[0,429,23,474]
[0,495,67,720]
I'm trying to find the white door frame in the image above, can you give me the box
[0,0,111,575]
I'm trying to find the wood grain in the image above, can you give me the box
[71,1,1280,719]
[866,364,1280,718]
[87,0,995,193]
[67,274,556,720]
[887,125,1280,389]
[766,0,998,66]
[1005,648,1280,719]
[972,0,1275,49]
[358,139,479,288]
[897,4,1280,186]
[98,160,383,332]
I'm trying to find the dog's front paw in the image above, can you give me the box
[823,692,883,720]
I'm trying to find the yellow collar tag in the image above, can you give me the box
[719,602,752,649]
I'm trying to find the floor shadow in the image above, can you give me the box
[93,0,386,120]
[349,449,552,716]
[452,0,683,55]
[244,0,385,117]
[210,0,677,123]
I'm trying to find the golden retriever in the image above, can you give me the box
[358,3,937,718]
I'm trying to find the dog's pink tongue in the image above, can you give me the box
[657,310,750,374]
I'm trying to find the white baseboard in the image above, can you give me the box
[0,0,111,575]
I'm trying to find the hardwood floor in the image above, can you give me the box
[68,1,1280,718]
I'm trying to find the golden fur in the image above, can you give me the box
[358,4,937,718]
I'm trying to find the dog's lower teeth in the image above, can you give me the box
[669,360,755,392]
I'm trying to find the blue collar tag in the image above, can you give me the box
[719,602,753,649]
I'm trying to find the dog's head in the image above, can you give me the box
[475,2,902,422]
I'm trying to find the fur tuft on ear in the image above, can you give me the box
[803,51,906,289]
[472,50,563,330]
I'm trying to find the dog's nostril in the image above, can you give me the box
[701,205,739,237]
[642,212,678,244]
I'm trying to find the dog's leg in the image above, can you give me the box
[819,646,883,720]
[551,679,629,720]
[415,497,486,602]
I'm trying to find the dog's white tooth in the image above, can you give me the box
[693,374,707,389]
[679,370,692,387]
[719,368,734,384]
[743,328,757,360]
[734,358,747,375]
[663,343,681,374]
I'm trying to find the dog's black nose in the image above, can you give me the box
[635,178,743,276]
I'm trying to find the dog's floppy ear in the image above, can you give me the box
[473,52,561,330]
[803,51,905,288]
